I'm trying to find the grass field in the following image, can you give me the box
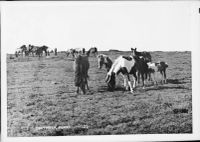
[7,51,192,136]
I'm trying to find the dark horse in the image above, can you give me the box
[131,48,151,84]
[131,47,152,62]
[86,47,98,56]
[20,45,29,56]
[36,45,49,57]
[15,45,29,57]
[74,54,90,94]
[28,45,39,56]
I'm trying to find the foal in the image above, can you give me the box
[147,61,168,84]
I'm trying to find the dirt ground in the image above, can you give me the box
[7,51,192,136]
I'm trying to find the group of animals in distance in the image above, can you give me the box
[14,44,58,57]
[14,45,168,94]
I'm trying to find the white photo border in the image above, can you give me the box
[1,1,200,142]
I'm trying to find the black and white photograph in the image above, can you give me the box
[1,1,200,142]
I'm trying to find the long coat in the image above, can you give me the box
[74,55,89,87]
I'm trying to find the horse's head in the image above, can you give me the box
[105,72,116,91]
[131,47,137,51]
[131,47,138,57]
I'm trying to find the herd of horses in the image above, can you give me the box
[74,47,168,94]
[15,44,55,57]
[15,45,98,58]
[66,47,98,58]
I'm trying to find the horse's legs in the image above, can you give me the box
[132,73,137,89]
[141,73,145,89]
[86,78,89,90]
[163,69,167,83]
[122,74,129,90]
[80,82,86,94]
[152,72,157,86]
[148,72,152,81]
[76,87,79,94]
[127,74,134,93]
[160,71,164,84]
[147,72,150,81]
[143,72,148,85]
[137,72,140,84]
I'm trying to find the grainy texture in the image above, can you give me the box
[7,51,192,136]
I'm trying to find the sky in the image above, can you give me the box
[1,1,196,53]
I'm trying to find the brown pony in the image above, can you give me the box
[36,45,49,57]
[74,54,90,94]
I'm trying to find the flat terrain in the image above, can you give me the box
[7,51,192,136]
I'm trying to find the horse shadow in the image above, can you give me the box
[167,79,186,84]
[67,58,75,61]
[145,84,190,91]
[97,85,125,93]
[94,78,190,93]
